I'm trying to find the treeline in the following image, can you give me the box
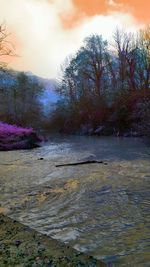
[0,24,45,129]
[0,24,150,136]
[0,69,44,128]
[50,27,150,136]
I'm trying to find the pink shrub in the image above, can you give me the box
[0,122,34,137]
[0,122,42,150]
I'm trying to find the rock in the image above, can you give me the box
[80,124,94,135]
[123,130,140,137]
[94,125,105,135]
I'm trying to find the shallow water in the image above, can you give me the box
[0,136,150,266]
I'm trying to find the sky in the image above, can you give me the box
[0,0,149,79]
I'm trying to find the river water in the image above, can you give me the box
[0,136,150,266]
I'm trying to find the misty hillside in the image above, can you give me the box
[0,67,60,128]
[0,68,59,108]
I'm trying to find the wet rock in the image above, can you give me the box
[94,125,105,135]
[123,131,139,137]
[79,124,94,135]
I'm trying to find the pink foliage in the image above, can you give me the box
[0,122,42,151]
[0,122,34,138]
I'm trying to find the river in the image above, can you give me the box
[0,136,150,266]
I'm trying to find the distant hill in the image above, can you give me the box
[0,68,17,88]
[0,68,59,112]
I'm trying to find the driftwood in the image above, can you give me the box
[55,160,107,167]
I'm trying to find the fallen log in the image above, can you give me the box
[55,160,107,167]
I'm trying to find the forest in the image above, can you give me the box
[0,24,150,136]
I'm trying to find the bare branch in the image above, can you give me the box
[0,23,16,67]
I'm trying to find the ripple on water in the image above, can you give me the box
[0,136,150,266]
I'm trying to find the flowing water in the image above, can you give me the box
[0,136,150,266]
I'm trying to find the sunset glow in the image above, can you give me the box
[0,0,149,78]
[72,0,150,23]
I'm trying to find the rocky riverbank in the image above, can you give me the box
[0,122,42,151]
[0,214,106,267]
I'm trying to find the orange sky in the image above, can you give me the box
[74,0,150,22]
[61,0,150,28]
[0,0,149,78]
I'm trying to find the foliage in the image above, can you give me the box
[0,122,42,151]
[0,24,44,130]
[0,69,44,128]
[0,122,33,136]
[52,27,150,136]
[0,23,150,136]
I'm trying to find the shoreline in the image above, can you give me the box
[0,214,107,267]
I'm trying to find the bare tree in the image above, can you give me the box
[0,23,16,67]
[113,29,137,91]
[138,26,150,91]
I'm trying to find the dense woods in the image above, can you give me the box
[0,69,44,128]
[0,24,46,129]
[0,25,43,129]
[0,24,150,136]
[50,26,150,136]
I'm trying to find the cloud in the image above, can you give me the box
[0,0,143,78]
[110,0,150,23]
[72,0,150,23]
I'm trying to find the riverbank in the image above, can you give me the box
[0,214,106,267]
[0,122,42,151]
